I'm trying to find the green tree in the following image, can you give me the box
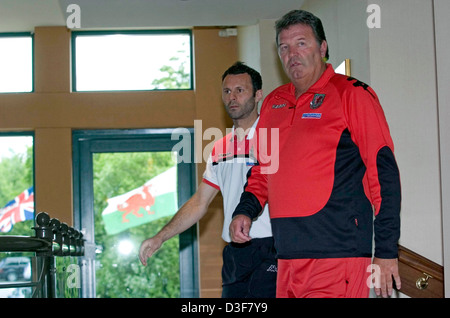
[0,144,34,297]
[0,146,34,236]
[151,60,190,89]
[152,42,190,89]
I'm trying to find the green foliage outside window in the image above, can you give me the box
[0,145,34,237]
[93,152,180,298]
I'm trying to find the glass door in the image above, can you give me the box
[72,129,198,298]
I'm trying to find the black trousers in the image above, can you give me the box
[221,237,277,298]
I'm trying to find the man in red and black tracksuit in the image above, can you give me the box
[229,10,401,298]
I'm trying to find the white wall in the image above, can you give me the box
[237,24,261,74]
[238,20,289,99]
[367,0,442,265]
[434,0,450,296]
[302,0,370,83]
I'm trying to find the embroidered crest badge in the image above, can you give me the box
[310,94,326,109]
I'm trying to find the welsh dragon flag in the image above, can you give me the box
[101,166,178,235]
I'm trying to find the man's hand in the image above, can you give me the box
[229,214,252,243]
[139,236,163,266]
[372,257,401,297]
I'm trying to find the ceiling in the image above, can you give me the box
[0,0,305,32]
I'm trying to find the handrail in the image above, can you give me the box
[0,212,85,257]
[0,212,85,298]
[0,236,51,253]
[397,244,444,298]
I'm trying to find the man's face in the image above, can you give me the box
[277,23,327,83]
[222,73,261,120]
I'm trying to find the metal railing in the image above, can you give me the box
[0,212,85,298]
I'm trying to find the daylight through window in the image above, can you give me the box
[72,31,192,92]
[0,34,33,93]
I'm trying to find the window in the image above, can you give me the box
[0,133,34,298]
[0,133,34,235]
[0,33,33,93]
[72,30,192,92]
[72,129,198,298]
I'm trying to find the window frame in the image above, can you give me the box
[72,128,199,298]
[0,32,34,94]
[70,29,194,93]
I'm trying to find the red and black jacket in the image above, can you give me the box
[233,65,401,260]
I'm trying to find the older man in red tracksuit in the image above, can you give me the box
[229,10,401,298]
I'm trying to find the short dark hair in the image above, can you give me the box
[222,61,262,95]
[275,10,329,61]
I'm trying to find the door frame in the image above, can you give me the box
[72,128,198,298]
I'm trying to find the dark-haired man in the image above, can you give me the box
[140,62,276,298]
[230,10,401,298]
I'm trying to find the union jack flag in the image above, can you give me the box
[0,187,34,233]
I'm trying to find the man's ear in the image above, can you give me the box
[320,40,328,59]
[255,89,263,103]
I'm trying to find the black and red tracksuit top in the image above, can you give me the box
[233,64,401,260]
